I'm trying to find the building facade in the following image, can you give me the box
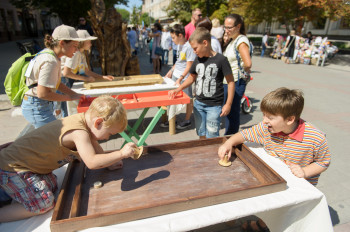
[142,0,173,23]
[0,0,61,43]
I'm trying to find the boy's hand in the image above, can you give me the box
[120,142,137,159]
[220,104,231,117]
[286,161,305,178]
[168,88,180,99]
[218,143,233,160]
[103,75,114,81]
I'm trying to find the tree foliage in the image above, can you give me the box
[165,0,226,25]
[10,0,128,26]
[210,4,229,24]
[130,5,141,26]
[228,0,350,34]
[140,13,154,27]
[116,8,130,23]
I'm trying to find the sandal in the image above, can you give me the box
[241,219,270,232]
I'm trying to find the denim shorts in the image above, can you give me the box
[193,99,222,138]
[21,95,56,129]
[0,169,57,213]
[172,76,193,98]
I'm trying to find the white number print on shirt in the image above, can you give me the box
[195,63,218,97]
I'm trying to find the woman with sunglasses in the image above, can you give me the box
[222,14,252,136]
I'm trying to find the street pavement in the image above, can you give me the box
[0,40,350,231]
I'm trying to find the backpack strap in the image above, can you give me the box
[233,35,245,79]
[233,35,252,82]
[25,49,56,89]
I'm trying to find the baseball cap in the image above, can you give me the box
[52,25,85,41]
[76,30,97,40]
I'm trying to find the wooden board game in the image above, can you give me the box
[83,74,164,89]
[50,138,286,232]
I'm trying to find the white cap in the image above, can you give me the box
[76,30,97,40]
[52,25,86,41]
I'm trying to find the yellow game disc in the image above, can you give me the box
[93,181,103,189]
[133,146,144,160]
[218,155,232,167]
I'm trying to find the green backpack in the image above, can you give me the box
[4,50,55,106]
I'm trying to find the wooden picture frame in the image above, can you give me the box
[50,137,286,232]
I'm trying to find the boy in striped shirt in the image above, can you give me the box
[218,87,331,186]
[218,87,330,232]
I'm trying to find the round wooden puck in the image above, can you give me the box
[93,181,103,189]
[218,155,232,167]
[218,159,232,167]
[133,146,144,160]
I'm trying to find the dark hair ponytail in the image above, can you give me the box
[44,34,71,49]
[225,14,246,35]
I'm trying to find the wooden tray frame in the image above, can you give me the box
[50,137,286,232]
[83,74,163,89]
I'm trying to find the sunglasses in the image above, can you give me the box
[224,26,236,30]
[197,14,202,17]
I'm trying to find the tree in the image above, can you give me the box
[227,0,350,35]
[210,4,229,24]
[139,13,154,27]
[116,8,130,23]
[130,5,140,26]
[10,0,129,26]
[165,0,226,25]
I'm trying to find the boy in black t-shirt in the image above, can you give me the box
[169,27,235,138]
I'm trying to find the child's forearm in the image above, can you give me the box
[225,132,245,147]
[64,68,88,81]
[177,74,195,91]
[84,150,126,169]
[302,163,327,178]
[179,61,193,81]
[85,69,101,79]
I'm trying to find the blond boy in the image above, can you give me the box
[0,95,136,222]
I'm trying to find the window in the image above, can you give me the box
[340,17,350,29]
[312,17,327,29]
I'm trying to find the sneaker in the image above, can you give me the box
[160,121,169,128]
[176,120,191,129]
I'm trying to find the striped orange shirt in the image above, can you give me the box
[240,119,331,185]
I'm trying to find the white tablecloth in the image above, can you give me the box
[0,143,333,232]
[71,77,177,97]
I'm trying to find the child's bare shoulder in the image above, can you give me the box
[62,129,91,145]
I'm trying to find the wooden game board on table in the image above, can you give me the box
[50,138,286,232]
[83,74,164,89]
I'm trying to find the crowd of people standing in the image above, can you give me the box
[126,9,252,135]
